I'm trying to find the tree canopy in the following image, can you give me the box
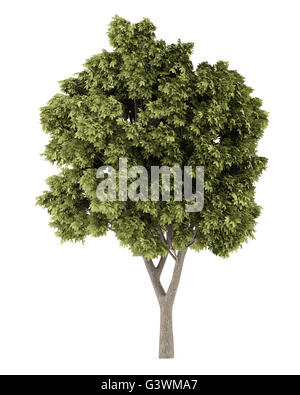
[37,15,268,259]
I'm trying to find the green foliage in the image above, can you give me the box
[37,15,268,258]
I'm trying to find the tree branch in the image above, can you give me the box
[166,250,187,305]
[155,224,177,257]
[187,225,198,247]
[167,225,174,248]
[156,255,168,278]
[134,99,138,122]
[155,224,167,245]
[169,250,177,261]
[143,257,166,303]
[143,249,187,309]
[154,227,176,259]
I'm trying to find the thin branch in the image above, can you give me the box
[169,250,177,261]
[167,226,177,257]
[166,225,173,246]
[156,224,176,255]
[154,225,177,261]
[155,224,167,245]
[134,99,138,122]
[187,225,198,247]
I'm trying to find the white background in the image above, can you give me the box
[0,0,299,374]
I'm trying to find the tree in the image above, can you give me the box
[37,15,268,358]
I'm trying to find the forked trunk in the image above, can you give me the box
[143,249,187,359]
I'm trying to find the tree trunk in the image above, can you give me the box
[159,301,174,358]
[143,249,187,359]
